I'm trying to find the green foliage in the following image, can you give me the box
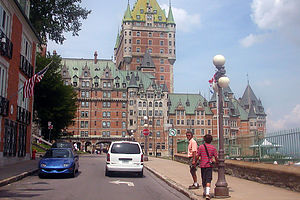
[34,53,77,140]
[30,0,91,44]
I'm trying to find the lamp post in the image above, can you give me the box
[143,116,149,161]
[213,55,230,198]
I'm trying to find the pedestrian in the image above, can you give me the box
[197,134,218,200]
[186,130,200,189]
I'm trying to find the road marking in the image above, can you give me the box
[109,180,134,187]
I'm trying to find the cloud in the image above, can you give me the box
[161,4,201,32]
[239,33,267,47]
[267,104,300,131]
[241,0,300,47]
[256,79,272,87]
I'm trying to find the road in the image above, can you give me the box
[0,154,189,200]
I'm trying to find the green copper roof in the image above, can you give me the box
[167,4,175,24]
[231,98,249,121]
[131,0,167,22]
[123,2,133,22]
[168,93,213,115]
[114,31,120,49]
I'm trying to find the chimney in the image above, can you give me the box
[94,51,98,64]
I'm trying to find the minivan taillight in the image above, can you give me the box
[141,154,143,162]
[107,153,110,162]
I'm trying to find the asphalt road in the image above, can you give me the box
[0,154,189,200]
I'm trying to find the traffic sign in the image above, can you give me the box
[169,128,177,136]
[143,128,150,136]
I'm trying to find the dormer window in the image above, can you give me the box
[140,9,144,14]
[186,101,190,107]
[122,83,126,88]
[105,72,109,77]
[84,71,88,77]
[154,10,157,14]
[158,16,162,21]
[137,15,140,19]
[63,71,66,76]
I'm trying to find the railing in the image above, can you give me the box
[0,29,13,59]
[17,106,31,125]
[20,55,34,78]
[176,128,300,164]
[0,96,9,116]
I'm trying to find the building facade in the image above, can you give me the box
[0,0,40,166]
[114,0,176,93]
[61,0,266,157]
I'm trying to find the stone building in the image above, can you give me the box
[0,0,40,166]
[61,0,266,157]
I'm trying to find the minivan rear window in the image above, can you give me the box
[111,143,140,154]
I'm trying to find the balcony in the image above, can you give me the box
[0,29,13,59]
[0,96,9,116]
[20,55,34,78]
[17,106,31,125]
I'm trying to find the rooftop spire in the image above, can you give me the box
[123,1,132,22]
[167,0,175,24]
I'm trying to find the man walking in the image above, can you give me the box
[186,131,199,189]
[197,134,218,200]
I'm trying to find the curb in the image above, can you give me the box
[144,165,200,200]
[0,169,39,187]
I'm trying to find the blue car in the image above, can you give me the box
[39,148,79,178]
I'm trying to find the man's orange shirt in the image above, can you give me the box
[188,138,198,158]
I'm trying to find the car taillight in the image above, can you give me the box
[141,154,143,162]
[107,153,110,162]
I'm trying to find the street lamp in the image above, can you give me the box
[213,54,230,198]
[143,116,149,161]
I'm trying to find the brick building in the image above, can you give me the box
[0,0,40,166]
[61,0,266,157]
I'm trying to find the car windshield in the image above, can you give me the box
[111,143,140,154]
[51,142,72,149]
[44,149,72,158]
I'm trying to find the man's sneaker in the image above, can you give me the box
[202,192,206,198]
[205,194,211,200]
[188,184,199,189]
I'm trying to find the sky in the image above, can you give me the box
[47,0,300,132]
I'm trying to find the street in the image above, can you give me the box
[0,155,189,200]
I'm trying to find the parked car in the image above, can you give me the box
[105,141,143,177]
[39,148,79,178]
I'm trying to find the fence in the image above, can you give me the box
[177,128,300,164]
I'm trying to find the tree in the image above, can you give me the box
[34,53,77,140]
[30,0,91,44]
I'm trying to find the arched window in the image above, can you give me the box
[159,102,163,107]
[155,102,158,107]
[143,102,146,107]
[149,102,152,107]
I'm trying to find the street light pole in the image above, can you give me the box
[143,116,149,161]
[213,55,230,198]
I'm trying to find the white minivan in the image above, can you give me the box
[105,141,144,177]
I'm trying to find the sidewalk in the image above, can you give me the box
[144,157,300,200]
[0,159,39,187]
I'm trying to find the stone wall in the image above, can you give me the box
[174,154,300,192]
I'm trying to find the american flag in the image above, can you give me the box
[23,61,52,98]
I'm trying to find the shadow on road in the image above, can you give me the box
[106,172,145,178]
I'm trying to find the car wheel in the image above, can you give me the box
[138,169,143,177]
[105,168,111,177]
[38,173,44,179]
[70,168,76,178]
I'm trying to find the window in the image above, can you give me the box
[148,48,152,53]
[148,40,152,45]
[137,58,140,63]
[122,122,126,128]
[160,49,164,54]
[160,76,164,80]
[137,31,140,36]
[158,16,162,21]
[0,5,11,36]
[160,41,164,46]
[0,64,7,97]
[140,9,144,14]
[169,33,172,38]
[122,92,126,98]
[148,32,152,37]
[122,102,126,108]
[136,15,140,19]
[169,49,172,54]
[21,35,32,63]
[160,59,164,64]
[122,112,126,118]
[137,39,140,44]
[169,41,172,46]
[137,48,140,52]
[160,32,164,38]
[159,102,163,107]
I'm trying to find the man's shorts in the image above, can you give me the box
[201,167,213,184]
[189,157,197,172]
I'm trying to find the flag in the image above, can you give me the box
[23,61,52,98]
